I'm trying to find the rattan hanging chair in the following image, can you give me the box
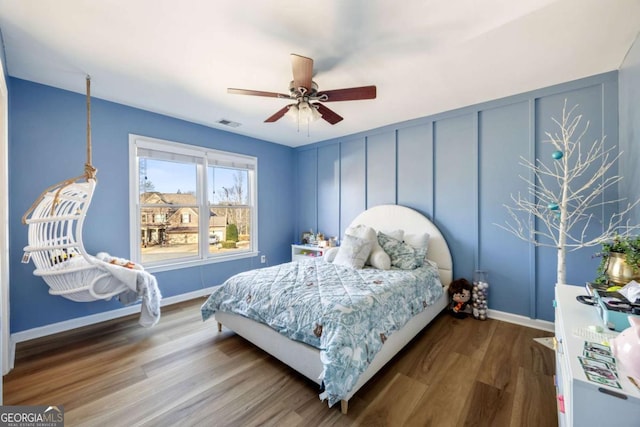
[22,77,145,303]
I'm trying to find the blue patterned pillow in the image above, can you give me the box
[377,231,427,270]
[333,234,373,269]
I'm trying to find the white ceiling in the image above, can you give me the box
[0,0,639,148]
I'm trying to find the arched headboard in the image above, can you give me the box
[348,204,453,286]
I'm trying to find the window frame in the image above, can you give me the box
[129,134,258,272]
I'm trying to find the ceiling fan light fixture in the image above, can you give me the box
[310,104,322,121]
[298,101,321,122]
[284,104,299,121]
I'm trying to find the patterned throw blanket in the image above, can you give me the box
[201,258,443,406]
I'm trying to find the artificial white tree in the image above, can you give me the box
[499,100,640,285]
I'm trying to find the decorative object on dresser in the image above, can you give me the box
[609,316,640,380]
[594,234,640,286]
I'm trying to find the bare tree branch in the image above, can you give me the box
[497,100,640,284]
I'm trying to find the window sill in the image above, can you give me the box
[145,251,260,273]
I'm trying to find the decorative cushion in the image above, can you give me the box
[345,224,377,244]
[332,234,373,269]
[345,224,381,267]
[377,231,427,270]
[368,249,391,270]
[403,232,430,266]
[323,247,340,263]
[384,229,404,242]
[345,225,402,270]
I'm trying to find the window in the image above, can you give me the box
[129,135,258,270]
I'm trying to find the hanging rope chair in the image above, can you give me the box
[22,77,160,314]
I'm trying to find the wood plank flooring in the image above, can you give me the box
[3,298,557,426]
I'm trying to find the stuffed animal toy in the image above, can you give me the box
[448,278,473,318]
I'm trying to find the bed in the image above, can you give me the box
[201,204,453,414]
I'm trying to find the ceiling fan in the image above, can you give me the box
[228,54,376,125]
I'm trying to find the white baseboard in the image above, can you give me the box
[10,294,554,343]
[488,308,554,333]
[7,286,217,370]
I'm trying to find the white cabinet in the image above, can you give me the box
[554,284,640,427]
[291,244,325,262]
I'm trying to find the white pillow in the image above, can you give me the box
[333,234,373,269]
[368,249,391,270]
[345,225,402,269]
[323,247,340,263]
[345,224,376,244]
[369,229,402,269]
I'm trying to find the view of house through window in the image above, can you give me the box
[130,135,257,268]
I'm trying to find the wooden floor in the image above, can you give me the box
[3,298,557,427]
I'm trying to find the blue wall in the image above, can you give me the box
[619,34,640,226]
[294,72,619,322]
[7,64,631,332]
[8,78,295,333]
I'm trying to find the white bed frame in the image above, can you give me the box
[215,204,453,414]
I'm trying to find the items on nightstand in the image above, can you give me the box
[301,229,315,244]
[301,230,331,248]
[472,270,489,320]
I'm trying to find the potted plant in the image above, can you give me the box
[595,235,640,285]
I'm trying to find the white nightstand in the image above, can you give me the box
[291,244,325,262]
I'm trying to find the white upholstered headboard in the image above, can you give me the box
[348,204,453,286]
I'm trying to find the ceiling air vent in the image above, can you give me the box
[217,119,241,128]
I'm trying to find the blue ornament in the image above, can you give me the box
[548,202,559,211]
[552,150,563,160]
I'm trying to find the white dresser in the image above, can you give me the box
[554,284,640,426]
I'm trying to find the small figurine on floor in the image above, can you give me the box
[448,278,473,318]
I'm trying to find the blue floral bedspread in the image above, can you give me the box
[201,258,443,406]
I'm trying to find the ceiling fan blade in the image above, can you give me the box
[313,103,343,125]
[264,105,291,123]
[291,54,313,91]
[228,88,289,99]
[317,85,377,102]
